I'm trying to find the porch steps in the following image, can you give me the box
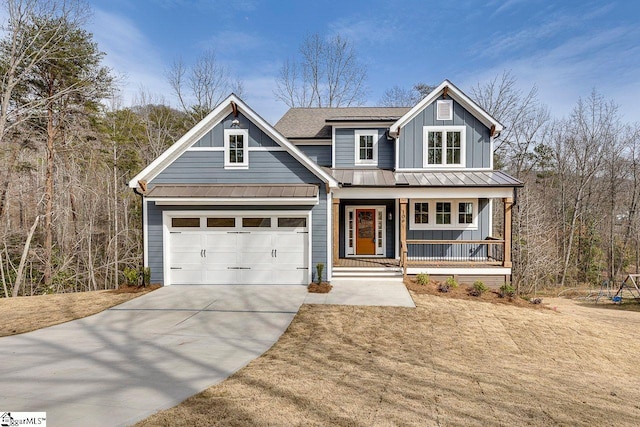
[332,266,404,280]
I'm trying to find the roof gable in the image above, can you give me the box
[128,94,338,189]
[389,80,503,136]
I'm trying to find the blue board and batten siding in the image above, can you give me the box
[334,128,394,169]
[398,96,492,169]
[192,112,278,148]
[146,112,328,284]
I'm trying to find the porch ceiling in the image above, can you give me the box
[327,169,523,188]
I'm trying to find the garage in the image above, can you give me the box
[165,212,310,285]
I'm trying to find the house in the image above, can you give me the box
[128,80,522,286]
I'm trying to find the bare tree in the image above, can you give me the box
[0,0,91,218]
[167,50,242,123]
[275,33,367,108]
[378,83,435,107]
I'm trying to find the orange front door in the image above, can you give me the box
[356,209,376,255]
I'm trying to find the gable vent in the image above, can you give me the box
[436,100,453,121]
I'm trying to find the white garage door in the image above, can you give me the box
[167,214,309,285]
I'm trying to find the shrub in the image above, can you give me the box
[438,283,450,293]
[316,263,325,284]
[473,280,488,294]
[416,273,430,286]
[123,267,138,286]
[445,276,459,289]
[143,267,151,286]
[499,283,516,298]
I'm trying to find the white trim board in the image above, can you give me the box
[151,197,319,206]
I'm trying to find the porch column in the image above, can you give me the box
[333,198,340,267]
[503,197,513,268]
[400,199,408,276]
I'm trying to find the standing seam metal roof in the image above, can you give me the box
[326,169,523,187]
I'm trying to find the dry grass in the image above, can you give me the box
[138,293,640,427]
[0,285,159,336]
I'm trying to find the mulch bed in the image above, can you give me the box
[308,282,332,293]
[405,278,546,310]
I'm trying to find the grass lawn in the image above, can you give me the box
[138,293,640,426]
[0,285,159,336]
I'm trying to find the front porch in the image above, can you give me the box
[331,196,514,282]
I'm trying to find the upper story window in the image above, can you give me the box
[354,130,378,166]
[224,129,249,169]
[423,126,465,168]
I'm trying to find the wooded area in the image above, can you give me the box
[0,0,638,297]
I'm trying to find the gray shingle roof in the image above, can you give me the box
[326,169,523,187]
[274,107,410,139]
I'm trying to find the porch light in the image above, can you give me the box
[231,118,241,128]
[388,212,393,221]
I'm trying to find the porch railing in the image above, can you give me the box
[404,237,505,266]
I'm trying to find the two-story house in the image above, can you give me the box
[129,80,522,286]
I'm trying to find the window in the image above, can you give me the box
[458,203,473,224]
[414,202,429,224]
[172,218,200,227]
[355,130,378,165]
[410,199,478,230]
[278,218,306,228]
[207,218,235,227]
[436,202,451,225]
[436,100,453,121]
[242,217,271,227]
[224,129,249,168]
[423,126,465,167]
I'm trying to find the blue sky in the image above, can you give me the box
[88,0,640,124]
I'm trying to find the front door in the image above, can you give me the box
[356,209,376,255]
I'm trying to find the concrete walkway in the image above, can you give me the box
[304,279,415,307]
[0,284,308,427]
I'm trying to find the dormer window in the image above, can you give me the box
[423,126,465,168]
[224,128,249,169]
[437,100,453,121]
[355,130,378,166]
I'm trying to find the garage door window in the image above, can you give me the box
[207,217,235,227]
[242,217,271,227]
[172,218,200,227]
[278,218,306,228]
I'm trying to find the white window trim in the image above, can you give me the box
[409,199,478,230]
[224,128,249,169]
[422,126,466,169]
[354,129,378,166]
[436,100,453,121]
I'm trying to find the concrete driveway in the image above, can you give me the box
[0,284,308,427]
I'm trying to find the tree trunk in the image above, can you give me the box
[44,102,55,288]
[13,215,40,297]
